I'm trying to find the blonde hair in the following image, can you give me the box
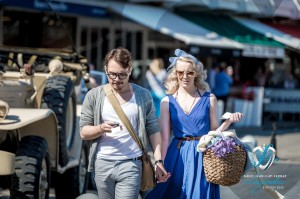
[164,57,209,94]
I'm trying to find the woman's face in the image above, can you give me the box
[175,60,196,88]
[105,59,131,91]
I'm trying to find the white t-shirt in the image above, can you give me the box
[96,93,142,160]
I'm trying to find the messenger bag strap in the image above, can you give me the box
[103,84,146,154]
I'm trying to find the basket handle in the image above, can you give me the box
[216,129,226,140]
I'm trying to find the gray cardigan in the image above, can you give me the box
[79,83,160,172]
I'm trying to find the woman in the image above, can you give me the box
[80,47,169,199]
[146,49,243,199]
[145,58,167,117]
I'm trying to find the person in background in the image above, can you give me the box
[283,70,297,89]
[80,47,170,199]
[208,64,218,91]
[145,58,167,117]
[254,66,266,87]
[146,49,243,199]
[213,62,233,113]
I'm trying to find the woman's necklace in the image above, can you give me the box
[176,89,198,114]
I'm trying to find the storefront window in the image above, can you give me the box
[136,31,142,60]
[80,28,87,57]
[91,28,98,68]
[101,28,109,62]
[2,10,75,49]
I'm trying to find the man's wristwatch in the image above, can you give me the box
[155,160,164,165]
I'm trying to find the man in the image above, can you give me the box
[213,62,233,113]
[80,47,169,199]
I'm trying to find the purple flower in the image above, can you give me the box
[211,137,237,158]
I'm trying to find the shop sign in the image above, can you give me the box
[242,44,285,59]
[263,88,300,113]
[0,0,107,17]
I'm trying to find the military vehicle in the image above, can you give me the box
[0,45,89,199]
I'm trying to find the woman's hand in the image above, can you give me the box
[216,112,244,132]
[228,112,244,123]
[155,163,171,183]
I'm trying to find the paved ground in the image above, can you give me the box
[1,126,300,199]
[220,126,300,199]
[237,126,300,162]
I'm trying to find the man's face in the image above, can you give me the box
[105,59,131,91]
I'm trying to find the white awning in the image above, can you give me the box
[234,17,300,52]
[273,0,300,19]
[107,2,244,49]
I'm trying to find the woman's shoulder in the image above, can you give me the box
[196,88,212,97]
[161,95,170,102]
[209,93,217,105]
[208,92,216,98]
[160,96,170,111]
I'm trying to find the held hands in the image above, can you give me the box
[155,162,171,183]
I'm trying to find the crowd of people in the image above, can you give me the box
[253,60,299,89]
[79,47,243,199]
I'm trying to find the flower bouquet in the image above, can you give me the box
[197,129,246,186]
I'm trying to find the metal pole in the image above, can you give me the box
[270,122,277,158]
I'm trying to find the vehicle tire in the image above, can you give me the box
[54,144,89,199]
[11,136,50,199]
[42,75,77,166]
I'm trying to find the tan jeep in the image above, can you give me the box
[0,46,89,199]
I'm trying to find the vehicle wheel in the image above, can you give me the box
[42,75,77,166]
[11,136,50,199]
[54,144,88,199]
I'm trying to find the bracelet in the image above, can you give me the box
[155,160,164,165]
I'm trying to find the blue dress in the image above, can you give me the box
[146,92,220,199]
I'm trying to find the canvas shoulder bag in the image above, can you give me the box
[103,84,156,191]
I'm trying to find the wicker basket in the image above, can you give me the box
[203,145,246,186]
